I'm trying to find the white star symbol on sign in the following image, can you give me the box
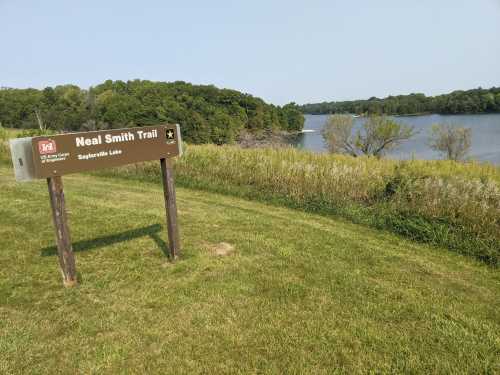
[166,130,174,139]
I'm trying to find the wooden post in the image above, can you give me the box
[47,176,77,287]
[160,158,181,259]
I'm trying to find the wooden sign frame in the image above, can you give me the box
[10,124,182,287]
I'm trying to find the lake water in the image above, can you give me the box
[292,114,500,164]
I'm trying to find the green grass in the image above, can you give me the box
[1,166,499,374]
[2,130,499,264]
[98,145,500,265]
[1,127,22,137]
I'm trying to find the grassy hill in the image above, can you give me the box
[1,166,499,374]
[103,145,500,266]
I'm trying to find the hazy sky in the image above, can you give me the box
[1,0,499,105]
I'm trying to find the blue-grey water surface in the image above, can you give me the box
[293,114,500,164]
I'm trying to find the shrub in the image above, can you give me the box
[16,128,56,138]
[429,124,471,161]
[322,115,414,157]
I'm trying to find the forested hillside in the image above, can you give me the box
[0,80,304,144]
[301,87,500,115]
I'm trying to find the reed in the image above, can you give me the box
[124,144,498,264]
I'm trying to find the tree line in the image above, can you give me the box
[0,80,304,144]
[301,87,500,115]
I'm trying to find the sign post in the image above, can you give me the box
[160,158,180,259]
[47,176,77,286]
[10,124,182,287]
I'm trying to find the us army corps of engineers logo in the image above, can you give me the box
[37,139,69,164]
[38,140,57,155]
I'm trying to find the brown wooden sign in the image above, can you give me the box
[31,124,180,178]
[10,123,182,287]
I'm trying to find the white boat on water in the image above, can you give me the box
[301,129,315,133]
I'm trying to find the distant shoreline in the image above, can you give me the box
[299,87,500,117]
[304,112,499,117]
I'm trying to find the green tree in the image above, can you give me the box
[322,114,414,157]
[428,124,471,161]
[301,87,500,116]
[0,80,304,144]
[282,102,305,131]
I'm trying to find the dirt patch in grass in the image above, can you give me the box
[205,242,235,256]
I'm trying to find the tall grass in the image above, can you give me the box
[1,131,498,265]
[0,125,11,165]
[100,145,499,265]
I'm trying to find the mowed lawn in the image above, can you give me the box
[0,166,499,374]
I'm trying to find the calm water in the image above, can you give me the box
[292,114,500,164]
